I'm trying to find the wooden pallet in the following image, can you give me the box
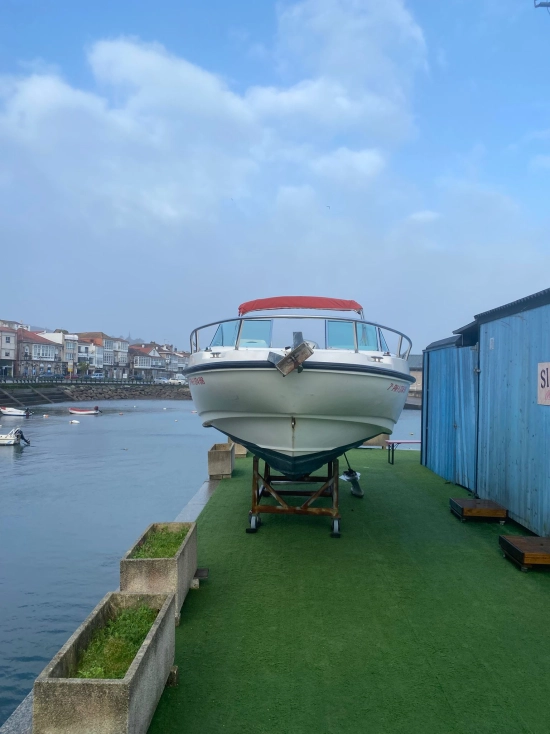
[449,497,507,523]
[499,536,550,571]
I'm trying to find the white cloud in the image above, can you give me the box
[408,210,441,223]
[3,0,546,351]
[310,147,385,186]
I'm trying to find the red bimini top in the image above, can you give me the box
[238,296,363,316]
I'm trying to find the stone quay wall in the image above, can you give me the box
[61,384,192,401]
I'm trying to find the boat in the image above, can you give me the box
[68,406,102,415]
[185,296,415,477]
[0,428,31,446]
[0,407,31,417]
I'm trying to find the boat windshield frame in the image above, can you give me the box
[190,314,412,359]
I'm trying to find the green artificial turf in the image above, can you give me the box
[148,450,550,734]
[75,605,157,679]
[132,526,189,559]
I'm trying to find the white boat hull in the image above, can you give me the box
[0,407,28,416]
[187,353,412,475]
[68,409,100,415]
[0,429,22,445]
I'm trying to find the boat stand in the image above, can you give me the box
[247,456,341,537]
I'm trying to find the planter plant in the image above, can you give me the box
[33,592,175,734]
[120,522,197,625]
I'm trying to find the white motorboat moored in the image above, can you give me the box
[0,428,31,446]
[68,406,102,415]
[0,407,31,417]
[185,296,415,477]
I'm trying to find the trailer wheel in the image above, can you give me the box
[246,514,260,533]
[330,519,341,538]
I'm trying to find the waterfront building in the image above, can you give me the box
[176,350,190,373]
[0,318,30,331]
[112,339,129,379]
[144,342,184,376]
[77,333,113,377]
[77,338,103,374]
[0,327,16,377]
[36,330,79,376]
[129,345,156,380]
[159,344,179,376]
[422,285,550,536]
[15,330,63,378]
[129,343,171,378]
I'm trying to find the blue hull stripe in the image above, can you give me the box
[185,360,415,384]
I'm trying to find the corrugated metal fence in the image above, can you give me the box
[423,305,550,535]
[422,345,478,491]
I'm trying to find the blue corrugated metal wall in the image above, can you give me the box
[422,346,477,490]
[454,347,478,490]
[478,307,550,535]
[423,347,457,483]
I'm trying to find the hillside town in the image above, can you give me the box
[0,318,189,380]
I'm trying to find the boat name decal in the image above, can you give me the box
[190,376,205,385]
[387,382,407,393]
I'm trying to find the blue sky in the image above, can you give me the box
[1,0,550,349]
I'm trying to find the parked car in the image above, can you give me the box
[154,377,169,384]
[132,374,144,381]
[167,378,187,385]
[90,372,104,380]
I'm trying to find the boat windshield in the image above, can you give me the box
[210,319,272,349]
[198,315,412,358]
[326,320,377,351]
[210,320,239,347]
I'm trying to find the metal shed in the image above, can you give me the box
[422,287,550,536]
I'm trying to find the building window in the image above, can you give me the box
[32,344,55,359]
[4,352,9,357]
[5,337,10,343]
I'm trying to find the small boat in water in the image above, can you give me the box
[0,428,31,446]
[68,406,102,415]
[0,407,31,417]
[186,296,414,477]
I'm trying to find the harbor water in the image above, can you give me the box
[0,400,420,725]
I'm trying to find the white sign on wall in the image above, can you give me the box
[538,363,550,405]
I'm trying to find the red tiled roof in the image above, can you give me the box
[16,329,58,345]
[128,346,153,356]
[0,327,16,334]
[76,333,107,347]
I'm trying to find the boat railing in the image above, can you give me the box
[190,315,412,359]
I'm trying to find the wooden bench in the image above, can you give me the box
[499,536,550,571]
[385,440,421,464]
[449,498,507,523]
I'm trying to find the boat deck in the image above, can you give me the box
[148,450,550,734]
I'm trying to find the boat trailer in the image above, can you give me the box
[247,456,342,537]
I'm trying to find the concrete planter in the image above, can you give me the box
[120,522,197,625]
[229,440,248,458]
[33,592,175,734]
[208,442,235,479]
